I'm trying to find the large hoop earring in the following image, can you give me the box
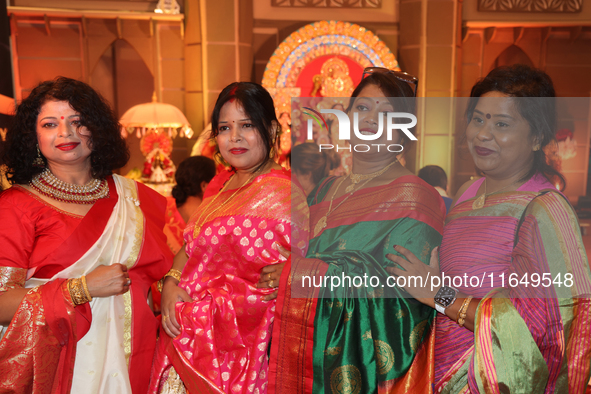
[33,144,45,167]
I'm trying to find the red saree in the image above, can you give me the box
[0,175,172,393]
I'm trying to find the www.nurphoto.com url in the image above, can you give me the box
[301,272,574,292]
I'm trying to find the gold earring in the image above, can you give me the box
[33,144,45,167]
[533,144,541,152]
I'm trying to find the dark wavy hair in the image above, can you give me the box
[346,72,417,145]
[171,156,216,207]
[3,76,129,184]
[466,64,565,188]
[210,82,279,171]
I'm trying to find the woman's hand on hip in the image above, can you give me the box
[385,245,441,307]
[161,277,192,338]
[86,264,131,298]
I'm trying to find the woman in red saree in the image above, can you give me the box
[387,65,591,393]
[0,77,172,393]
[150,82,305,393]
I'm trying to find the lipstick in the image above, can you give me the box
[56,142,80,151]
[474,146,494,156]
[229,148,248,155]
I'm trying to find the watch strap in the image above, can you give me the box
[434,302,446,314]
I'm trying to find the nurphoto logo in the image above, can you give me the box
[302,106,417,153]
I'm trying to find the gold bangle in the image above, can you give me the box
[457,296,473,328]
[81,275,93,302]
[156,278,164,293]
[164,268,182,283]
[67,277,92,306]
[455,298,467,323]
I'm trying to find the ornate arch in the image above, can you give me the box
[263,21,400,163]
[262,20,399,90]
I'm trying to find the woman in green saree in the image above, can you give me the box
[260,70,446,393]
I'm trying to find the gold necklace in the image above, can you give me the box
[30,168,108,204]
[346,159,399,193]
[314,160,398,237]
[472,177,521,210]
[193,166,265,237]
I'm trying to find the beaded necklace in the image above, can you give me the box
[30,168,109,205]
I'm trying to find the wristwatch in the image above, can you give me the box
[434,286,458,314]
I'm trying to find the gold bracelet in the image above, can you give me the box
[457,296,473,328]
[455,297,469,323]
[81,275,93,302]
[164,268,182,283]
[67,277,92,306]
[156,279,164,293]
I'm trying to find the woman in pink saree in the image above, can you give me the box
[149,82,305,393]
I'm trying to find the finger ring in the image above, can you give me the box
[269,280,274,288]
[162,315,167,322]
[126,279,131,286]
[267,273,272,281]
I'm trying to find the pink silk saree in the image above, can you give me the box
[150,169,293,394]
[435,174,591,393]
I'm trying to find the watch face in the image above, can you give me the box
[435,286,456,307]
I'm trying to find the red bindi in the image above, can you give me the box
[486,114,491,119]
[61,116,64,119]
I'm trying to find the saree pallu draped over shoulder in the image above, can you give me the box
[435,189,591,394]
[149,169,296,394]
[269,175,446,394]
[0,175,171,394]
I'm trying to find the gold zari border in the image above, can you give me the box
[0,266,26,292]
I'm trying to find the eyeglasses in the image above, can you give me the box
[362,67,419,97]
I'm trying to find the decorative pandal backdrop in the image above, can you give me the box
[262,20,400,166]
[139,132,176,183]
[119,93,185,187]
[262,20,398,91]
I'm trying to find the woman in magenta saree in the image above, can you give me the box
[150,82,303,393]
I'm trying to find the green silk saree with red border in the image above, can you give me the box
[270,174,446,394]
